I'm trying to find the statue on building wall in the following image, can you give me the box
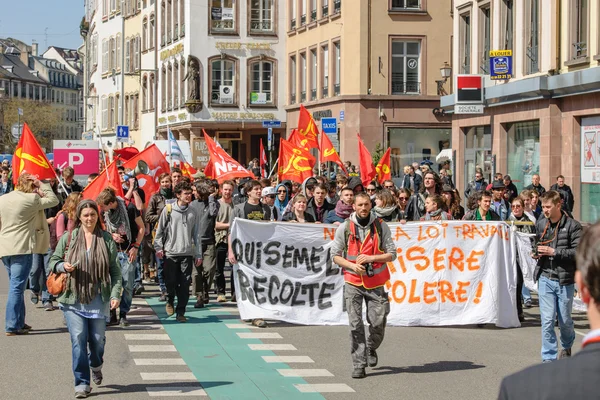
[184,55,202,113]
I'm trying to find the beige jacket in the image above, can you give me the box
[0,183,60,257]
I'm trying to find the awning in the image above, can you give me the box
[436,149,453,163]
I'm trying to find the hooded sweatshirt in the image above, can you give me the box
[347,176,364,192]
[330,212,397,262]
[274,183,289,219]
[192,195,219,245]
[153,201,201,258]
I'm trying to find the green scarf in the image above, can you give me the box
[475,208,492,221]
[160,187,173,199]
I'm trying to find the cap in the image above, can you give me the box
[491,180,506,190]
[262,186,276,197]
[442,184,454,193]
[192,171,205,179]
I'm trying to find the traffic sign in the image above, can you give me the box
[262,120,281,128]
[11,123,23,143]
[340,111,345,121]
[321,118,337,134]
[267,127,273,151]
[116,125,129,143]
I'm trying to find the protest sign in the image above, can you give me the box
[231,220,521,328]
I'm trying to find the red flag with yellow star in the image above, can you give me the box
[12,123,55,184]
[278,138,316,183]
[375,147,392,183]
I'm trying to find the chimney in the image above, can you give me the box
[32,42,38,57]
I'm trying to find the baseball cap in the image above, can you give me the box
[262,186,276,197]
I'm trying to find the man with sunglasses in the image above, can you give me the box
[382,180,396,191]
[261,187,279,221]
[533,190,582,362]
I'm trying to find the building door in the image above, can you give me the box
[464,126,492,187]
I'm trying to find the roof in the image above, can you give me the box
[0,53,45,84]
[32,56,73,74]
[48,46,81,62]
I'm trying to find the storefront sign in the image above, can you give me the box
[455,104,484,114]
[192,138,211,168]
[312,109,332,121]
[581,116,600,184]
[160,43,184,61]
[215,42,272,50]
[53,140,100,176]
[456,75,484,104]
[250,92,267,105]
[211,7,222,20]
[211,112,276,120]
[489,50,513,80]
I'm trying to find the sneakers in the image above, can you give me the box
[204,292,210,304]
[165,303,175,316]
[216,294,227,303]
[351,367,366,379]
[134,285,145,296]
[5,329,29,336]
[252,319,267,328]
[159,292,167,302]
[559,348,572,359]
[23,323,32,331]
[43,301,54,311]
[523,299,533,308]
[230,294,237,303]
[367,349,378,367]
[107,310,118,326]
[74,389,91,398]
[30,292,39,305]
[176,315,187,323]
[119,314,129,327]
[193,298,204,309]
[92,369,103,385]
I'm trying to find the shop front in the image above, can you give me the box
[387,127,452,178]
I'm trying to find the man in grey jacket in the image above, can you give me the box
[154,181,202,323]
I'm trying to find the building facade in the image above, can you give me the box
[442,0,600,222]
[285,0,453,174]
[156,0,287,167]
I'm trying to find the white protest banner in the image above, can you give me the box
[231,220,520,328]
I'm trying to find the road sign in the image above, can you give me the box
[17,108,23,116]
[116,125,129,143]
[321,118,337,134]
[340,111,345,121]
[11,123,23,142]
[455,75,484,104]
[262,120,281,128]
[267,127,273,151]
[455,104,485,114]
[81,131,94,141]
[489,50,513,80]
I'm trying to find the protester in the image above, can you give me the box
[215,180,235,302]
[405,171,441,221]
[373,190,399,222]
[486,173,504,190]
[56,192,83,239]
[261,186,279,221]
[519,190,536,221]
[228,179,272,327]
[191,180,219,308]
[412,162,423,178]
[58,166,84,201]
[154,181,202,322]
[524,173,546,196]
[0,166,13,195]
[145,173,174,302]
[347,176,364,194]
[463,191,501,221]
[171,167,183,187]
[442,185,465,220]
[366,182,377,201]
[331,192,397,379]
[464,170,487,200]
[326,180,339,204]
[550,175,575,213]
[403,165,422,193]
[396,188,411,221]
[282,194,315,223]
[49,200,122,398]
[530,190,542,218]
[490,181,511,220]
[86,173,99,187]
[534,190,582,362]
[96,187,145,327]
[306,183,334,222]
[0,174,59,336]
[325,187,355,224]
[518,190,537,308]
[273,183,290,220]
[421,194,452,221]
[503,175,519,202]
[498,221,600,400]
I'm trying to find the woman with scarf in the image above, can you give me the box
[50,200,122,398]
[373,190,399,222]
[282,194,316,223]
[274,183,289,221]
[421,194,452,221]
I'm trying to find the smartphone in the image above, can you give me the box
[70,260,80,269]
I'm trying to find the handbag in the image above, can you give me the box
[46,230,73,296]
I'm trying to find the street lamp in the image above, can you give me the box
[436,62,452,96]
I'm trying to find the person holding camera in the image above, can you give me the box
[331,192,397,379]
[533,190,582,362]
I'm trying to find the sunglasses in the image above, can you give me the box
[367,188,376,192]
[399,197,408,201]
[384,185,394,189]
[511,204,522,208]
[267,195,276,198]
[277,190,286,193]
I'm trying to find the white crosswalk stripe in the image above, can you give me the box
[262,356,315,363]
[125,334,170,341]
[248,343,297,351]
[294,383,356,393]
[225,323,260,329]
[277,369,334,377]
[128,345,177,352]
[146,387,207,397]
[141,372,197,381]
[134,358,187,366]
[237,332,282,339]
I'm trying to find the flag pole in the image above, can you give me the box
[166,122,172,167]
[267,158,279,179]
[96,127,110,180]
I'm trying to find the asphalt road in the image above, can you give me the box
[0,264,591,400]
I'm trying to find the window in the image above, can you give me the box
[103,0,108,18]
[93,35,98,67]
[571,0,588,59]
[167,0,172,42]
[333,0,340,14]
[111,0,116,13]
[479,6,490,74]
[116,34,121,71]
[291,0,297,29]
[311,0,317,21]
[143,17,148,50]
[116,93,121,125]
[507,121,540,192]
[174,0,179,39]
[210,57,236,105]
[149,73,155,110]
[125,95,130,126]
[149,14,155,48]
[249,59,274,105]
[174,61,179,108]
[310,49,317,100]
[301,0,306,25]
[525,0,539,73]
[134,36,140,71]
[125,39,130,72]
[102,39,108,73]
[108,95,115,129]
[134,93,139,128]
[501,0,514,51]
[300,52,306,102]
[459,13,471,74]
[167,63,173,109]
[211,0,236,33]
[334,41,340,95]
[180,58,186,105]
[142,75,148,111]
[109,37,116,71]
[161,66,166,111]
[161,1,166,46]
[322,0,328,17]
[391,40,420,94]
[321,44,329,98]
[250,0,274,33]
[180,0,185,36]
[290,55,296,104]
[391,0,420,9]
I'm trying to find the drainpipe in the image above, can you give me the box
[555,0,561,73]
[367,0,372,93]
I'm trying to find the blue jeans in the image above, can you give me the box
[3,254,33,332]
[522,286,532,302]
[64,310,106,392]
[30,249,53,303]
[155,254,166,292]
[538,276,575,361]
[117,252,136,316]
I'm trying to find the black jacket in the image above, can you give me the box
[464,179,488,200]
[498,342,600,400]
[524,183,546,196]
[534,212,582,285]
[550,183,575,212]
[305,197,335,222]
[192,196,219,245]
[463,209,501,221]
[405,193,426,221]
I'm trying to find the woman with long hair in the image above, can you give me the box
[56,192,83,238]
[49,200,122,398]
[442,186,465,220]
[421,194,452,221]
[396,188,411,221]
[282,194,316,223]
[373,190,399,222]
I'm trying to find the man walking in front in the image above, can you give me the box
[534,190,582,362]
[154,181,202,323]
[331,193,397,379]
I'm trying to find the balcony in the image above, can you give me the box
[311,89,317,100]
[301,14,306,26]
[333,0,341,14]
[311,10,317,22]
[212,20,235,31]
[391,79,421,94]
[334,83,340,96]
[290,19,296,30]
[322,86,328,98]
[322,5,328,17]
[301,91,306,102]
[250,19,273,32]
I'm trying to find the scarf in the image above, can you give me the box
[356,214,370,227]
[374,205,396,218]
[160,187,173,199]
[335,200,354,219]
[425,209,447,220]
[104,197,132,243]
[67,227,110,304]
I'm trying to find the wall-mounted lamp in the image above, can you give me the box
[436,62,452,96]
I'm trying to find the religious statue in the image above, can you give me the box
[184,55,202,113]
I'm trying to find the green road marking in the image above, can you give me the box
[147,298,325,400]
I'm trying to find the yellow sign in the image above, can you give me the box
[211,112,276,120]
[215,42,272,50]
[160,43,184,60]
[489,50,512,57]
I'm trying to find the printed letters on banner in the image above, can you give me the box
[231,220,521,328]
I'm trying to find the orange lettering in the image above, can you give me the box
[395,248,407,273]
[449,247,465,272]
[426,225,440,239]
[408,279,421,303]
[423,281,437,304]
[323,228,335,241]
[433,248,446,271]
[394,226,411,241]
[438,280,456,303]
[391,280,407,303]
[417,225,427,241]
[467,250,484,271]
[406,246,429,271]
[462,224,474,240]
[456,281,470,302]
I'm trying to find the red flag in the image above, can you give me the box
[203,130,254,183]
[375,147,392,184]
[278,138,316,183]
[320,132,347,173]
[82,160,124,201]
[113,146,140,161]
[259,139,267,178]
[123,144,170,204]
[12,123,55,184]
[204,161,214,179]
[288,128,309,151]
[297,105,320,149]
[181,161,198,179]
[357,134,376,187]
